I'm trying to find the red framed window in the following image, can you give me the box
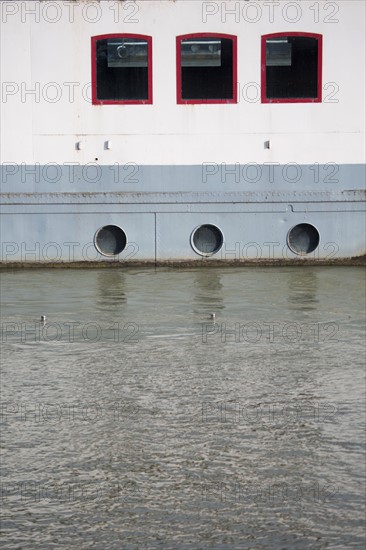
[176,33,237,104]
[261,32,322,103]
[91,34,152,105]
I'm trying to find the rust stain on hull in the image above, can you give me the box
[1,256,365,270]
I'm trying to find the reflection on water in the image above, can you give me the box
[96,270,127,310]
[287,269,319,309]
[0,267,365,549]
[192,269,224,313]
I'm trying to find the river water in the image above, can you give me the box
[1,267,365,549]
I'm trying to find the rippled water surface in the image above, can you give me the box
[1,267,365,549]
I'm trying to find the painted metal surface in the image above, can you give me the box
[0,0,365,263]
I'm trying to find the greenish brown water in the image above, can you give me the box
[1,267,365,549]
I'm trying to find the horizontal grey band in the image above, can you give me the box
[1,190,365,206]
[1,164,365,195]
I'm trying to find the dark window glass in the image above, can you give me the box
[96,37,149,101]
[288,223,320,255]
[180,37,234,100]
[265,36,319,99]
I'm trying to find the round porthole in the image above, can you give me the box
[191,224,224,256]
[94,225,127,256]
[287,223,320,255]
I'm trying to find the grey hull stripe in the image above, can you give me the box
[1,164,365,195]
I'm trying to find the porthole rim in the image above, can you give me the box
[94,224,128,257]
[190,223,225,257]
[286,222,320,256]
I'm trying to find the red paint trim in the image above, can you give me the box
[176,33,237,105]
[261,32,323,104]
[91,34,153,105]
